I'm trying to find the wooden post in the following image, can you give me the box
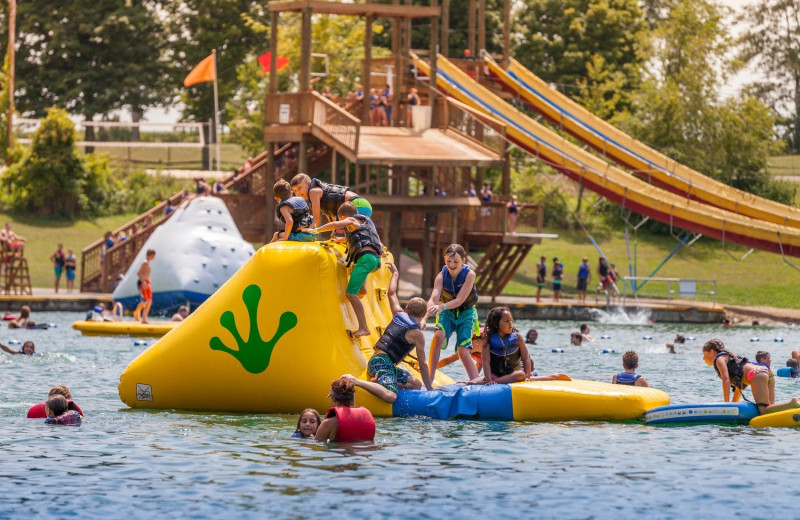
[502,145,510,195]
[362,14,373,125]
[441,0,449,57]
[265,10,280,241]
[299,7,312,91]
[331,149,337,184]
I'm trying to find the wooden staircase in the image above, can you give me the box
[0,244,32,295]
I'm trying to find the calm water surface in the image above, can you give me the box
[1,310,799,519]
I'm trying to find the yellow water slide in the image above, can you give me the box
[488,57,800,229]
[416,54,800,258]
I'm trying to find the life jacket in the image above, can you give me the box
[375,312,419,364]
[598,262,609,277]
[309,178,349,219]
[578,263,590,278]
[276,196,315,234]
[713,351,749,390]
[327,406,376,442]
[489,331,521,376]
[614,372,641,386]
[27,400,84,419]
[440,265,479,312]
[344,214,382,266]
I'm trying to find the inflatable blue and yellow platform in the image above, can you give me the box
[118,242,668,421]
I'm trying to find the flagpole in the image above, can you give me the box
[212,49,221,172]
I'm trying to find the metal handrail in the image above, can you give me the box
[621,276,717,307]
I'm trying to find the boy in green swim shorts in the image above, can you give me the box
[306,202,383,338]
[426,243,481,382]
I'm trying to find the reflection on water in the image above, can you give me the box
[2,312,799,519]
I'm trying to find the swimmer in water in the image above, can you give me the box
[292,408,321,438]
[1,340,34,355]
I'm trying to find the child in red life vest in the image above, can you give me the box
[315,377,375,442]
[27,385,84,418]
[292,409,321,438]
[44,395,81,426]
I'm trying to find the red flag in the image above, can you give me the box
[258,52,290,74]
[184,53,216,87]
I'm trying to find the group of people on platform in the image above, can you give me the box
[50,243,77,293]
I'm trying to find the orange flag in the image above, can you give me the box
[183,53,216,87]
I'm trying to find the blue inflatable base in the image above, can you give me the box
[115,290,211,315]
[393,384,514,420]
[777,366,798,378]
[645,402,758,425]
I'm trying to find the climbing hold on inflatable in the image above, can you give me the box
[551,348,565,353]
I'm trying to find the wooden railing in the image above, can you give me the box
[311,91,360,155]
[463,201,543,236]
[441,97,506,157]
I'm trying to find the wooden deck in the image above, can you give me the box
[356,127,503,167]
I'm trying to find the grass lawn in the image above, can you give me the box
[95,143,249,171]
[2,213,138,290]
[769,155,800,177]
[475,228,800,309]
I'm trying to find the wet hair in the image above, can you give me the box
[570,332,583,345]
[178,305,189,314]
[526,329,538,344]
[46,394,68,417]
[146,249,156,257]
[406,297,427,319]
[329,377,355,406]
[702,338,733,356]
[580,323,590,334]
[622,351,639,370]
[21,341,34,354]
[787,359,799,369]
[444,244,467,260]
[755,351,770,363]
[48,385,72,400]
[290,173,311,187]
[673,334,686,344]
[20,305,31,318]
[294,408,321,435]
[273,179,292,200]
[337,202,357,218]
[483,307,514,341]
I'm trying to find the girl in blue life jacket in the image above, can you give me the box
[426,244,481,382]
[468,306,571,385]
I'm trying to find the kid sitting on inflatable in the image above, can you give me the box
[290,173,372,226]
[305,202,383,338]
[341,263,432,403]
[271,179,316,243]
[612,351,650,387]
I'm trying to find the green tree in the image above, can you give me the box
[513,0,648,114]
[621,0,791,204]
[7,1,171,129]
[4,108,119,218]
[738,0,800,153]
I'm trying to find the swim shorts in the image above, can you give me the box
[66,269,75,281]
[553,280,562,291]
[350,197,373,217]
[54,266,63,278]
[577,278,588,291]
[367,352,411,394]
[346,252,381,295]
[287,231,316,242]
[139,280,152,302]
[435,306,478,350]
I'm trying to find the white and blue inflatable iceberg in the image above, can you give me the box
[113,196,255,313]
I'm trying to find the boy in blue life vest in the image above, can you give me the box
[426,243,481,382]
[306,202,383,338]
[270,179,316,243]
[342,263,433,403]
[290,173,372,226]
[612,351,650,387]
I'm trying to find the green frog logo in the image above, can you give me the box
[209,284,298,374]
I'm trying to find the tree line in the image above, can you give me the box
[0,0,796,218]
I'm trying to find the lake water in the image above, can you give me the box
[2,310,799,519]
